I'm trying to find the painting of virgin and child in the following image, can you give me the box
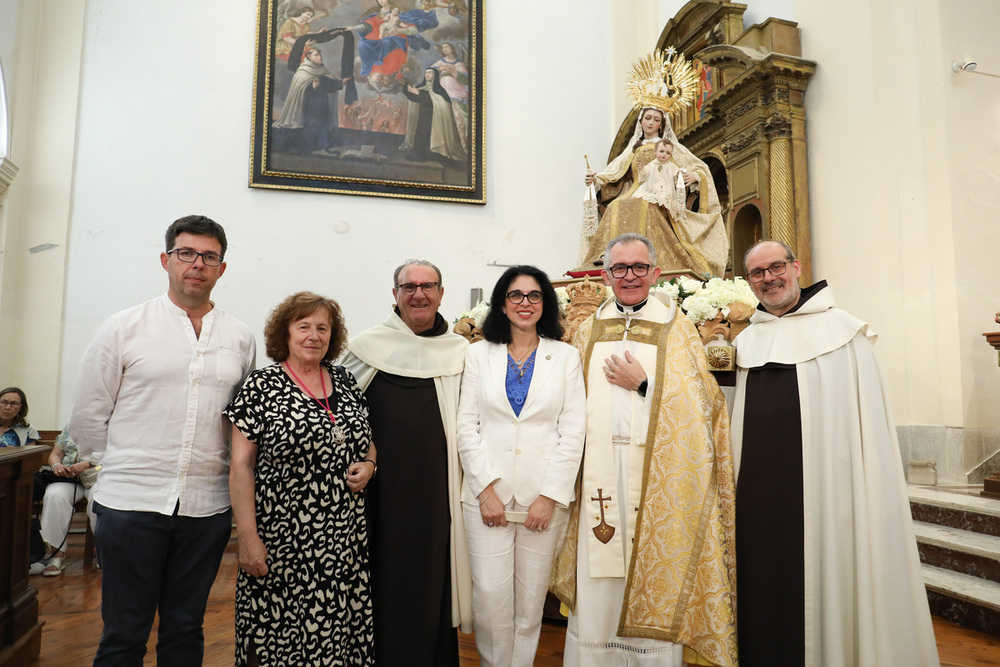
[251,0,483,203]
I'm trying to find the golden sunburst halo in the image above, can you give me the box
[625,48,698,114]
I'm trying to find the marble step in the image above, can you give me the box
[909,485,1000,537]
[922,563,1000,635]
[914,521,1000,583]
[914,521,1000,562]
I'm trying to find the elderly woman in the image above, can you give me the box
[0,387,39,447]
[581,106,728,276]
[37,429,97,576]
[457,266,586,666]
[225,292,375,666]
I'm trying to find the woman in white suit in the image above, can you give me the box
[457,265,586,667]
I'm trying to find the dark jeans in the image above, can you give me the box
[92,502,232,667]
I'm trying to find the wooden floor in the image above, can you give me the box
[30,530,1000,666]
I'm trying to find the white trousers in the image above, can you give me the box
[463,500,568,667]
[39,482,96,552]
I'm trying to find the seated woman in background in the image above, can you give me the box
[0,386,39,447]
[37,429,97,576]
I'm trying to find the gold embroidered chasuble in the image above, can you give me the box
[551,297,738,667]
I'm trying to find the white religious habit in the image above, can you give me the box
[552,295,737,667]
[731,282,939,667]
[341,310,473,633]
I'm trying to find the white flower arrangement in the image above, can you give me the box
[454,300,491,329]
[678,276,758,325]
[553,286,573,313]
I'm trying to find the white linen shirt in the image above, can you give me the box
[69,294,256,517]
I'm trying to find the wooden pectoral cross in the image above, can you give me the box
[591,488,615,544]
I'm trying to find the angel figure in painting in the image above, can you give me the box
[580,50,729,277]
[275,5,330,62]
[420,0,468,16]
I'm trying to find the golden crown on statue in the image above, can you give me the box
[625,47,698,114]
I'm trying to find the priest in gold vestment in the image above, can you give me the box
[552,234,737,667]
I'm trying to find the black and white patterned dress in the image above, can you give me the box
[224,361,374,667]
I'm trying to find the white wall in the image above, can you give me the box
[940,0,1000,432]
[0,0,85,429]
[5,0,1000,445]
[51,0,616,425]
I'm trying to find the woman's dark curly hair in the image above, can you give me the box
[0,386,30,427]
[480,266,564,344]
[264,292,347,363]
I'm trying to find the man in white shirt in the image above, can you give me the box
[69,215,255,666]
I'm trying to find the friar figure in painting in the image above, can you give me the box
[273,46,353,154]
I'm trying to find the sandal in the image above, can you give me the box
[42,556,65,577]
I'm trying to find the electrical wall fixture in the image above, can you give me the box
[952,59,1000,79]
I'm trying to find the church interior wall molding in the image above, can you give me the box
[0,156,17,204]
[0,57,15,204]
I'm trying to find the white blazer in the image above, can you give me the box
[457,337,586,508]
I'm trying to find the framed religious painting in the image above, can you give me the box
[250,0,485,203]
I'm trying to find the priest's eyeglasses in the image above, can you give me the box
[746,261,790,284]
[607,263,651,279]
[397,281,440,294]
[167,248,224,267]
[506,290,543,304]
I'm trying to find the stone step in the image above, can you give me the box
[922,564,1000,636]
[914,521,1000,562]
[909,485,1000,537]
[914,521,1000,584]
[923,564,1000,611]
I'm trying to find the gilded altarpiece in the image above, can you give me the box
[606,1,816,280]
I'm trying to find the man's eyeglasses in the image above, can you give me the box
[167,248,224,267]
[746,260,790,284]
[0,400,22,407]
[397,281,440,294]
[607,263,651,279]
[506,290,543,304]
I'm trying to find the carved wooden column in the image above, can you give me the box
[764,115,795,257]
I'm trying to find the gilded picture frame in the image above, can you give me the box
[250,0,485,203]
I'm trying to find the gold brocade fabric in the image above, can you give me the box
[551,310,739,667]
